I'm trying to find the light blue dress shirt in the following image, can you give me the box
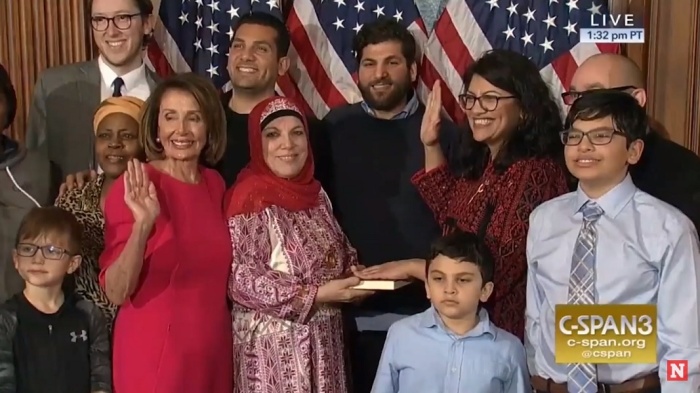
[371,307,529,393]
[525,174,700,392]
[360,90,421,121]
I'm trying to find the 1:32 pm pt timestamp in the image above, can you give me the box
[580,28,645,44]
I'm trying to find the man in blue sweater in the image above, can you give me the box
[322,18,460,393]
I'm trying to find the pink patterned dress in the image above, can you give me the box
[228,191,356,393]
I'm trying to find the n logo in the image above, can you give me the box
[70,330,88,343]
[667,360,688,382]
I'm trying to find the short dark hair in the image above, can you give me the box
[426,231,494,284]
[458,49,564,179]
[88,0,154,47]
[353,18,417,64]
[233,12,290,58]
[15,207,83,254]
[88,0,154,15]
[565,89,648,143]
[141,73,227,166]
[0,63,17,130]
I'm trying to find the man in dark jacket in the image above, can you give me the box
[0,64,54,302]
[565,53,700,231]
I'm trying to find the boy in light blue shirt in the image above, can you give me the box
[371,231,529,393]
[526,90,700,393]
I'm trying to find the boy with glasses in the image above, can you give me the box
[0,207,111,393]
[562,53,700,233]
[526,90,700,393]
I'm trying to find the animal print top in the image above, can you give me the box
[55,174,117,330]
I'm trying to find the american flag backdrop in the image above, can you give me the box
[147,0,619,121]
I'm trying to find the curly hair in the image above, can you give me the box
[458,49,564,179]
[352,18,417,64]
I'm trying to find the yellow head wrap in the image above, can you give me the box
[93,96,146,134]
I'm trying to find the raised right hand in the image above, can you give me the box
[316,276,375,304]
[58,169,98,197]
[420,80,443,147]
[123,159,160,225]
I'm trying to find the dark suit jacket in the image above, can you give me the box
[630,131,700,232]
[24,60,159,191]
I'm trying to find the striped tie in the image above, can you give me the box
[567,201,604,393]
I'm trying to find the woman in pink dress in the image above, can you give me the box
[100,73,232,393]
[225,97,373,393]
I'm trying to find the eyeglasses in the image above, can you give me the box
[458,94,516,112]
[559,129,626,146]
[91,13,142,32]
[561,85,636,105]
[15,243,71,261]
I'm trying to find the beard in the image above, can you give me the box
[358,74,413,112]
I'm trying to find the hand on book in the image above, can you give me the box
[316,276,375,304]
[352,259,425,281]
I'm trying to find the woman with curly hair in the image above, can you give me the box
[358,49,569,340]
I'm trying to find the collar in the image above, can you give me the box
[419,306,497,340]
[98,55,147,91]
[574,174,636,219]
[16,291,73,321]
[361,90,420,120]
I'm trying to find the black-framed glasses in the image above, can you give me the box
[561,85,636,105]
[559,129,626,146]
[458,94,516,111]
[91,13,142,32]
[15,243,71,261]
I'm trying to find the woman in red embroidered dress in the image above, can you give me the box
[358,50,570,340]
[225,96,373,393]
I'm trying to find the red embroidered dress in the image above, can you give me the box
[226,97,356,393]
[228,194,357,393]
[412,158,569,339]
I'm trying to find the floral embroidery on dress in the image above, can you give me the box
[228,192,357,393]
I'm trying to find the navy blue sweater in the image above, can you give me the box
[322,103,460,314]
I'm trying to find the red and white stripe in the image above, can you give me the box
[147,19,315,116]
[286,0,432,119]
[146,0,619,123]
[421,0,619,123]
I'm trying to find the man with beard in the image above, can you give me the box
[565,53,700,231]
[322,18,460,393]
[26,0,159,193]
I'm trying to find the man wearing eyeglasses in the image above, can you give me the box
[25,0,159,196]
[563,53,700,232]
